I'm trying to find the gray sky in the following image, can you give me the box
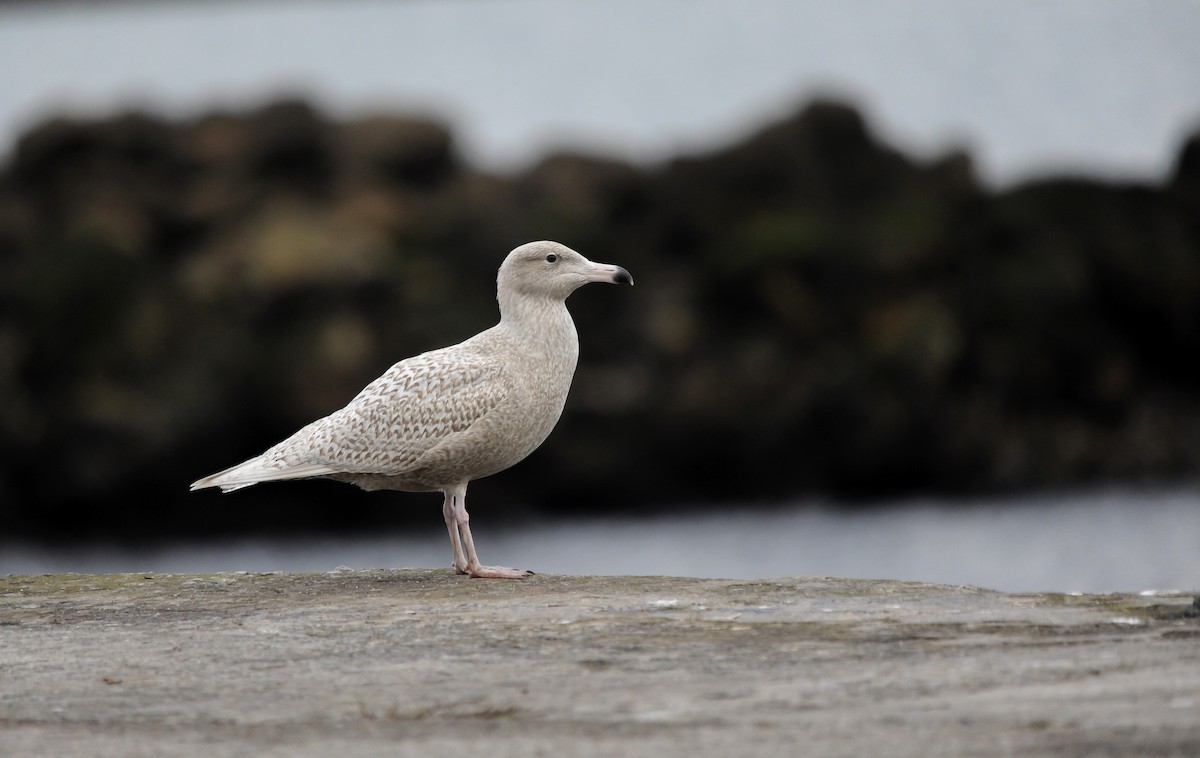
[2,0,1199,186]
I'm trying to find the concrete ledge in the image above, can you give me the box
[2,570,1198,756]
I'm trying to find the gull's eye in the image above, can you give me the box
[545,253,558,263]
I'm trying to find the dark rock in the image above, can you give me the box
[1,98,1198,539]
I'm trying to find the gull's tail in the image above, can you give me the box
[190,456,338,493]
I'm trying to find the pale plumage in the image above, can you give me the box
[191,241,633,578]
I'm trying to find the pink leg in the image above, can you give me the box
[442,491,470,574]
[444,484,531,579]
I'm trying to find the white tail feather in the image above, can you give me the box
[190,457,339,493]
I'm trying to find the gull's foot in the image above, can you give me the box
[468,564,534,579]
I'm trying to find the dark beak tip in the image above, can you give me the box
[614,267,634,286]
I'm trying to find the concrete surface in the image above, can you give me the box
[2,570,1198,757]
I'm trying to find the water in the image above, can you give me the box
[1,1,1199,186]
[3,487,1197,593]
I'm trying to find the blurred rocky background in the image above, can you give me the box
[2,98,1198,541]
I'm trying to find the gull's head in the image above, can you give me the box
[497,241,633,306]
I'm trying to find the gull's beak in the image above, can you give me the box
[584,262,634,286]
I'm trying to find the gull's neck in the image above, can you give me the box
[497,291,579,365]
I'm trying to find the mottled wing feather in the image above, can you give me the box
[263,344,511,476]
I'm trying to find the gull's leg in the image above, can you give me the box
[448,484,531,579]
[442,489,469,574]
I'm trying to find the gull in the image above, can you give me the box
[191,241,633,578]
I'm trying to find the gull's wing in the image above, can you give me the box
[190,339,511,491]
